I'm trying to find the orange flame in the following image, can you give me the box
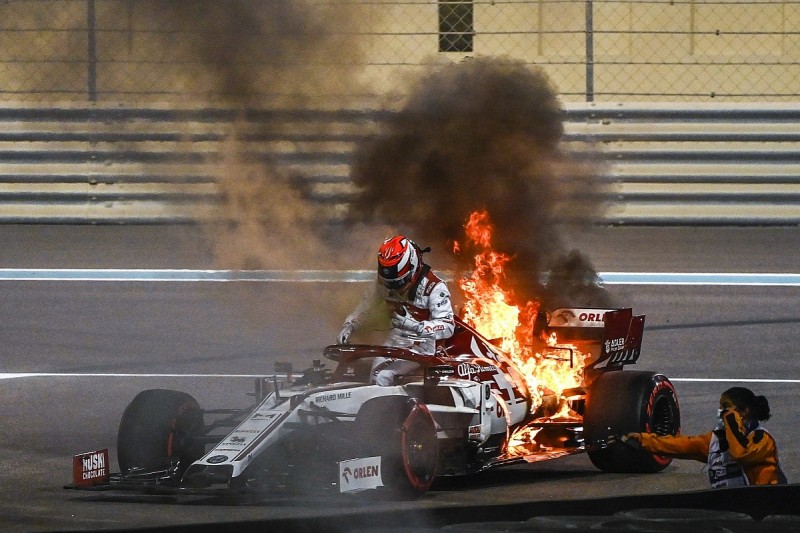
[456,210,586,418]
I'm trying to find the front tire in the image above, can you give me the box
[356,396,439,494]
[117,389,205,476]
[584,371,680,473]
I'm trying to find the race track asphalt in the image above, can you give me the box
[0,224,798,532]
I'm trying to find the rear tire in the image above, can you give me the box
[355,396,439,494]
[584,371,680,473]
[117,389,205,476]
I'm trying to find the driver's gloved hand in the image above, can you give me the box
[392,312,424,334]
[337,321,355,344]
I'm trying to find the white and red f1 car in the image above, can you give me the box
[69,308,680,495]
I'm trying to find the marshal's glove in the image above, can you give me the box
[391,312,424,335]
[337,321,355,344]
[715,408,734,432]
[608,433,642,449]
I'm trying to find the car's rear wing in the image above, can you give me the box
[542,308,645,370]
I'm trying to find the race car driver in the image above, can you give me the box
[337,235,455,386]
[623,387,787,487]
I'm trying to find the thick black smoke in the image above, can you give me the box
[348,58,610,308]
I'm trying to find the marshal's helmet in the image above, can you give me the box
[377,235,422,291]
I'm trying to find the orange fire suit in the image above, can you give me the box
[637,409,787,487]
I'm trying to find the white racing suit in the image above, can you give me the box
[340,266,455,385]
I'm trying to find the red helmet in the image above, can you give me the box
[377,236,421,291]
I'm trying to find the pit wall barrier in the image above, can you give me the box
[106,484,800,532]
[1,102,799,226]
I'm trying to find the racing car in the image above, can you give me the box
[69,307,680,495]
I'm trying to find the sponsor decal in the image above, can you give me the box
[339,456,383,493]
[315,391,352,403]
[72,449,109,487]
[456,362,498,380]
[424,365,455,384]
[605,333,640,364]
[224,436,247,446]
[549,308,613,328]
[468,425,483,440]
[604,337,626,353]
[423,281,436,296]
[579,312,605,323]
[550,309,576,325]
[207,455,228,464]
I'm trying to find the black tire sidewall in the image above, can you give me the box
[584,370,680,473]
[117,389,204,474]
[400,401,438,491]
[355,395,438,494]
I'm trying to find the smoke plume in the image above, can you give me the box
[151,0,365,107]
[133,1,373,269]
[348,58,610,308]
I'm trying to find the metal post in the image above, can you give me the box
[585,0,594,102]
[87,0,97,102]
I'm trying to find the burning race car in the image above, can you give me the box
[69,306,680,496]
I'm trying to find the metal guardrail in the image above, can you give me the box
[0,102,798,225]
[566,103,800,225]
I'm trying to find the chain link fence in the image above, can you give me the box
[0,0,798,103]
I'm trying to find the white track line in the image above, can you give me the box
[0,269,799,285]
[670,378,800,383]
[0,372,267,379]
[1,372,798,383]
[1,271,795,380]
[0,269,376,282]
[599,272,800,286]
